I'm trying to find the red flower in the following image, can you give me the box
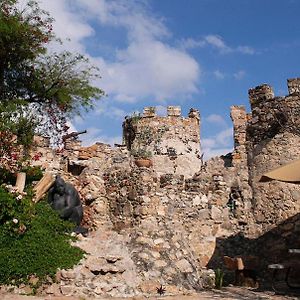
[32,152,42,161]
[11,153,18,160]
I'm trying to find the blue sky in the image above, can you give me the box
[37,0,300,159]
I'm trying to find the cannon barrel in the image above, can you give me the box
[62,130,87,141]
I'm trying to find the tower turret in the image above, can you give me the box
[123,106,202,179]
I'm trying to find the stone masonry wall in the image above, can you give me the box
[51,155,245,298]
[245,80,300,231]
[27,120,252,297]
[29,136,63,171]
[18,80,300,297]
[123,106,202,179]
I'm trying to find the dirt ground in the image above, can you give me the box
[0,287,299,300]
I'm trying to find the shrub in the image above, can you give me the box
[0,187,84,285]
[21,166,44,184]
[0,166,43,186]
[0,186,35,235]
[130,148,153,159]
[0,167,16,185]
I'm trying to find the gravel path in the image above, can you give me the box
[0,287,299,300]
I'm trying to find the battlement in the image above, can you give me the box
[248,84,275,108]
[143,105,182,117]
[248,78,300,109]
[287,78,300,95]
[143,106,156,117]
[167,105,181,117]
[142,106,199,121]
[245,77,300,149]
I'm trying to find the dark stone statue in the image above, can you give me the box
[48,175,87,234]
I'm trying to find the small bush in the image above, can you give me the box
[0,166,43,186]
[21,166,43,184]
[130,148,153,159]
[0,187,84,285]
[0,167,16,185]
[0,186,35,235]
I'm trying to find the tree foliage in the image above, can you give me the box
[0,0,104,170]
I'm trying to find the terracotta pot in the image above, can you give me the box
[134,158,153,168]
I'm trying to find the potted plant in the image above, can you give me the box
[131,148,153,168]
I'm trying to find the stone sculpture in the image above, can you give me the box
[48,175,87,234]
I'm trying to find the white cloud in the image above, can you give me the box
[205,35,231,53]
[80,127,122,147]
[213,70,225,80]
[236,46,255,55]
[66,120,77,133]
[70,115,85,126]
[204,147,233,160]
[180,38,206,49]
[96,40,199,102]
[77,0,170,43]
[206,114,226,125]
[98,135,122,146]
[202,127,233,160]
[39,0,200,103]
[38,0,94,53]
[181,35,256,55]
[94,101,130,120]
[233,70,246,80]
[215,127,233,145]
[79,127,102,146]
[110,107,128,120]
[202,138,216,149]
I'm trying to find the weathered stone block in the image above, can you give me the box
[143,106,156,117]
[60,285,73,295]
[175,259,193,273]
[248,84,274,108]
[287,78,300,94]
[167,105,181,117]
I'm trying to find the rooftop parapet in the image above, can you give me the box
[167,106,181,117]
[143,106,156,117]
[287,78,300,95]
[248,84,274,109]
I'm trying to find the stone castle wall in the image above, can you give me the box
[27,113,247,297]
[238,79,300,231]
[26,139,243,297]
[123,106,201,179]
[20,79,300,297]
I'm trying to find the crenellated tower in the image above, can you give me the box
[244,79,300,228]
[123,106,202,179]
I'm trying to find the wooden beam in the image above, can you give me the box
[33,173,55,202]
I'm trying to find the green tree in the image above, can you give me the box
[0,0,104,170]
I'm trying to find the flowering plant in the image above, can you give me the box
[0,185,34,235]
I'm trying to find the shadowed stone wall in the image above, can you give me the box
[246,80,300,231]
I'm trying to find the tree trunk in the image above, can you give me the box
[15,172,26,193]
